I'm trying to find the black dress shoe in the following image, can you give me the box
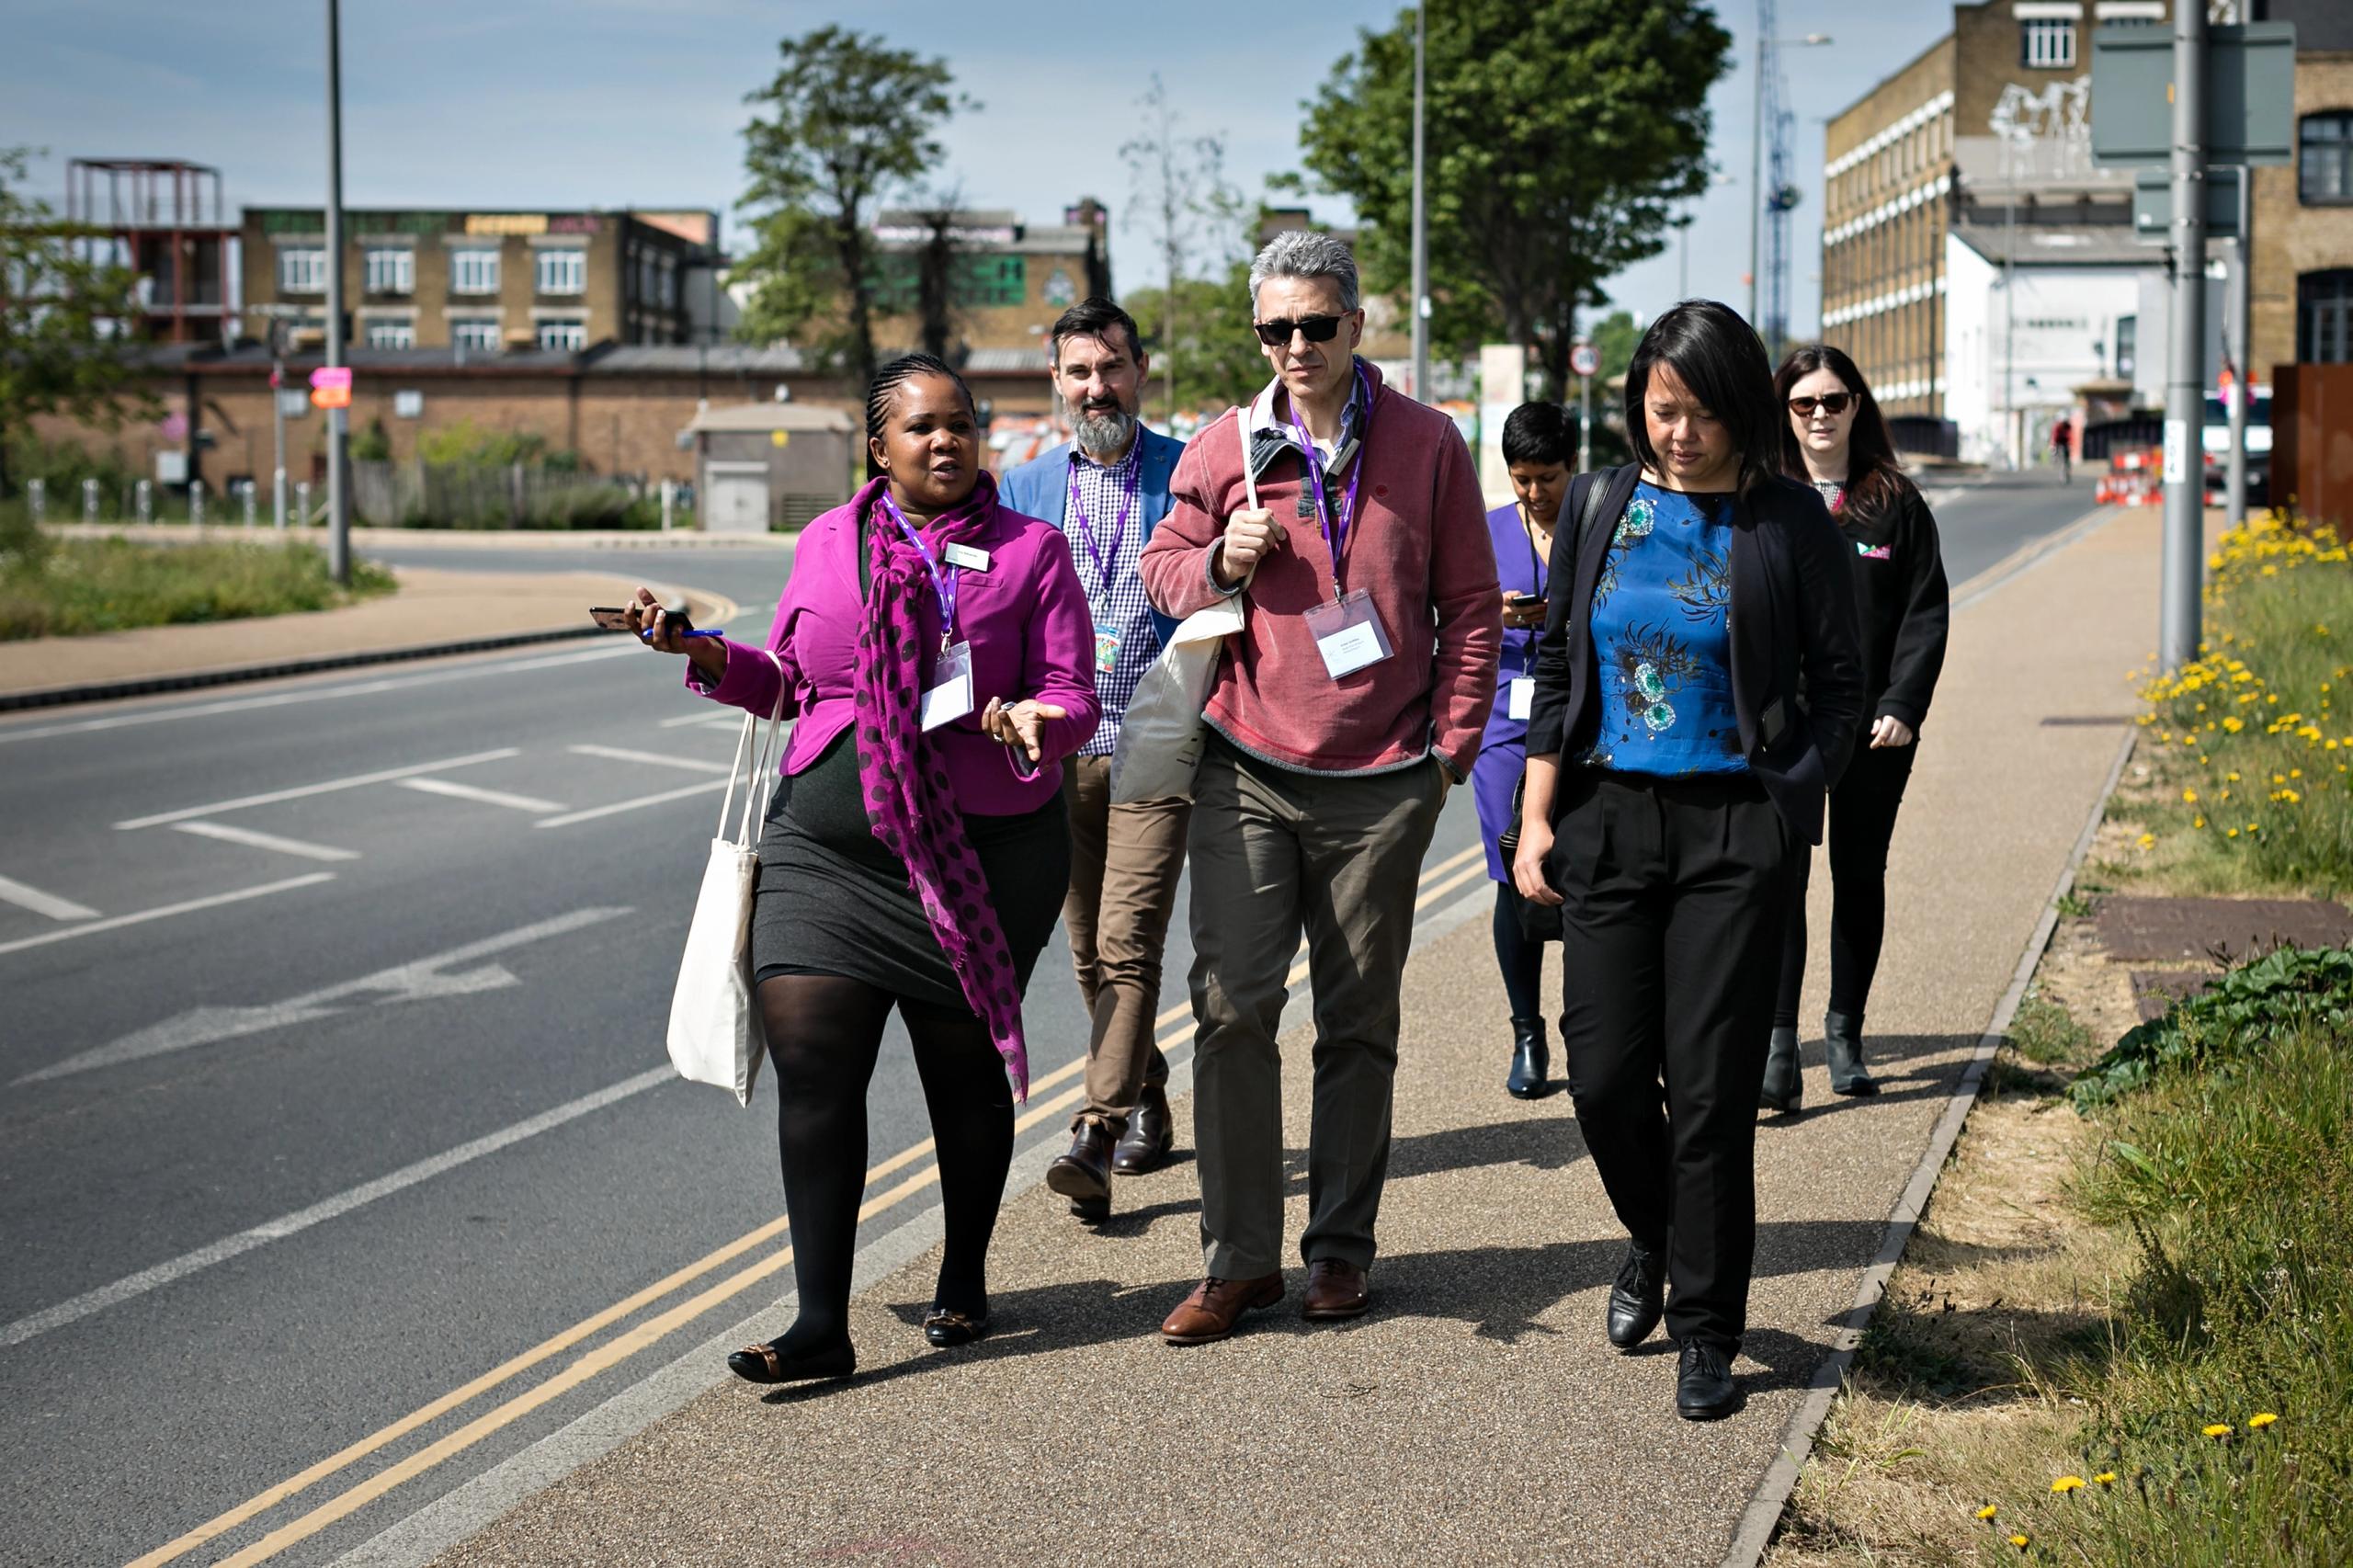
[1046,1119,1115,1219]
[1111,1087,1175,1176]
[726,1336,856,1385]
[1676,1340,1739,1420]
[1506,1016,1553,1099]
[922,1305,990,1347]
[1606,1242,1665,1349]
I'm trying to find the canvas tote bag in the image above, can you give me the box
[1108,410,1255,803]
[665,653,788,1105]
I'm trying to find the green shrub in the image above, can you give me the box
[0,538,394,639]
[2069,945,2353,1109]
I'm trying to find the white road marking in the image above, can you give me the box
[656,710,742,730]
[0,1064,671,1352]
[115,749,522,830]
[566,744,733,775]
[0,873,99,922]
[0,646,640,747]
[396,777,564,814]
[534,779,728,830]
[16,906,631,1085]
[0,873,335,958]
[171,821,361,862]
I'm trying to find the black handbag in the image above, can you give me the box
[1495,471,1618,943]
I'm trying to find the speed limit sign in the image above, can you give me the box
[1570,342,1600,379]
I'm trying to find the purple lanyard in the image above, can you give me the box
[1287,367,1371,593]
[878,490,960,647]
[1064,448,1139,590]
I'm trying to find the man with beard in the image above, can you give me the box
[1001,298,1189,1221]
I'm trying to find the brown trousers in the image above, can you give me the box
[1060,755,1190,1134]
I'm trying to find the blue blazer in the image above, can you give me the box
[1000,427,1186,648]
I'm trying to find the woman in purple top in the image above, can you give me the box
[626,353,1100,1384]
[1473,403,1574,1100]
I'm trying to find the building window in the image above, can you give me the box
[364,320,415,349]
[2302,113,2353,206]
[536,248,585,295]
[537,317,586,351]
[363,246,414,295]
[278,247,328,294]
[450,316,502,351]
[659,256,677,309]
[450,246,500,295]
[2115,314,2136,380]
[2021,18,2075,70]
[2301,270,2353,364]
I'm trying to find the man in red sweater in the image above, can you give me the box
[1140,229,1500,1343]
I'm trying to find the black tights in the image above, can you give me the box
[756,973,1013,1356]
[1774,742,1917,1028]
[1491,881,1545,1021]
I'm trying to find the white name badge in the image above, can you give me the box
[920,640,975,731]
[1507,676,1534,722]
[1303,588,1394,681]
[942,542,991,572]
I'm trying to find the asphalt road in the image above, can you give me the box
[0,469,2095,1568]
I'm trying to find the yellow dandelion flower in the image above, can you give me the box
[2228,828,2240,838]
[2183,789,2199,803]
[2291,767,2302,778]
[2009,1533,2031,1551]
[2227,771,2241,781]
[2137,833,2156,851]
[2095,1471,2118,1486]
[2204,1423,2233,1438]
[2194,816,2206,828]
[1977,1505,1999,1521]
[2052,1475,2086,1493]
[2249,1413,2279,1429]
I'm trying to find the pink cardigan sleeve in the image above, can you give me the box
[686,596,801,717]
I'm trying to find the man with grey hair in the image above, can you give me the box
[1139,228,1500,1344]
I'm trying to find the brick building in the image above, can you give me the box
[863,199,1111,356]
[241,206,719,354]
[2248,9,2353,373]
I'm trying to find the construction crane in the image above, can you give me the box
[1747,0,1823,363]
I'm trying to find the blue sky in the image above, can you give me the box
[5,0,1954,340]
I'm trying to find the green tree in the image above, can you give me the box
[0,147,152,496]
[734,27,970,392]
[1294,1,1728,396]
[1121,256,1268,416]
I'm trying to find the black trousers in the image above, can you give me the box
[1551,769,1794,1352]
[1774,741,1917,1028]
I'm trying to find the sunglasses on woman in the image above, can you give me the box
[1787,392,1854,416]
[1252,313,1347,347]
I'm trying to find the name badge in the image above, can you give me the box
[920,640,976,731]
[1094,627,1122,675]
[942,542,991,572]
[1303,589,1394,681]
[1507,676,1534,722]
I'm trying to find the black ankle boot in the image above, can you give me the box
[1506,1016,1552,1099]
[1824,1009,1880,1096]
[1758,1024,1802,1115]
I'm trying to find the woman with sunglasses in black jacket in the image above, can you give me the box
[1760,346,1949,1113]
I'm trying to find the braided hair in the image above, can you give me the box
[865,353,976,482]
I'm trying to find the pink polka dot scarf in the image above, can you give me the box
[852,472,1031,1099]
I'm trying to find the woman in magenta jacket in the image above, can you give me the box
[626,353,1099,1384]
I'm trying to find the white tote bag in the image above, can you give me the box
[1108,409,1254,804]
[665,656,788,1106]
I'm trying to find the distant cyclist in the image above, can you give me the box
[2048,414,2074,484]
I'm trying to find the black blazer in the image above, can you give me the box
[1525,464,1866,846]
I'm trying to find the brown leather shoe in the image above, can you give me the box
[1111,1087,1175,1176]
[1302,1258,1370,1321]
[1045,1120,1113,1221]
[1159,1274,1283,1345]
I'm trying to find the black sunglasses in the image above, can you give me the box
[1252,313,1347,347]
[1787,392,1854,416]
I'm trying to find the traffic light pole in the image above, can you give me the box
[2225,165,2250,532]
[324,0,351,584]
[2159,2,2207,673]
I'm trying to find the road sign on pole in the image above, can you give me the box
[308,366,353,410]
[2091,23,2295,168]
[1569,343,1600,380]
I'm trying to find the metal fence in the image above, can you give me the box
[349,460,640,529]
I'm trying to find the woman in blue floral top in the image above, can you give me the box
[1511,301,1865,1422]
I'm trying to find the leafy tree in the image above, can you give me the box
[1294,1,1728,396]
[1122,76,1248,424]
[1121,256,1268,416]
[900,192,971,363]
[0,147,153,496]
[735,28,970,392]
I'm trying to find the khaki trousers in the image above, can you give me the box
[1185,736,1447,1278]
[1060,755,1190,1134]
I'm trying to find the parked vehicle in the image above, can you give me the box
[2202,386,2270,506]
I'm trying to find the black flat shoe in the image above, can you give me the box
[726,1336,856,1385]
[1606,1242,1665,1350]
[923,1305,990,1347]
[1676,1340,1740,1420]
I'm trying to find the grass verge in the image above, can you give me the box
[0,520,395,640]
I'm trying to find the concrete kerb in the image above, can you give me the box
[1717,723,2138,1568]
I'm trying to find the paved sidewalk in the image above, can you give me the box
[421,506,2159,1567]
[0,564,728,710]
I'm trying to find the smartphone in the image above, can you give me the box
[588,605,717,638]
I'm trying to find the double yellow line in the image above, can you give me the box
[138,839,1489,1568]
